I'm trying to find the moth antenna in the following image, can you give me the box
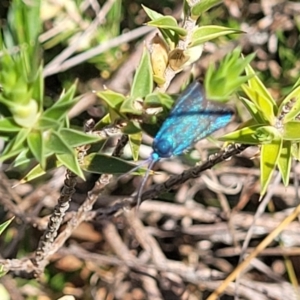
[118,158,152,181]
[136,158,157,210]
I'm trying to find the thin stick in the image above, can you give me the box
[44,26,154,77]
[207,204,300,300]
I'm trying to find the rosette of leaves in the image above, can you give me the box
[0,0,100,179]
[144,0,243,86]
[220,64,300,197]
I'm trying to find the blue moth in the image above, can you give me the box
[132,80,233,206]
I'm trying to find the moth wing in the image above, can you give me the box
[155,81,212,155]
[154,81,233,156]
[202,101,234,136]
[168,81,205,116]
[155,81,205,142]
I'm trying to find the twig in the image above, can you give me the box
[140,144,249,204]
[43,0,117,76]
[32,120,96,273]
[124,210,167,265]
[207,204,300,300]
[44,26,155,77]
[33,169,77,272]
[93,144,250,217]
[40,135,129,262]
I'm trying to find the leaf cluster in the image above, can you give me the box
[0,0,101,178]
[143,2,243,86]
[221,64,300,197]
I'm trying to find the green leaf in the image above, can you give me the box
[97,90,126,121]
[82,153,146,174]
[148,17,187,36]
[239,97,265,124]
[5,0,41,77]
[120,97,143,115]
[144,92,174,110]
[94,113,111,130]
[27,130,45,168]
[190,26,243,47]
[142,5,164,20]
[0,117,21,132]
[53,83,77,106]
[219,124,263,144]
[4,72,30,103]
[260,136,283,198]
[242,84,276,124]
[43,84,77,120]
[20,156,63,183]
[278,142,292,186]
[97,90,125,109]
[56,152,84,179]
[245,63,277,112]
[10,149,34,168]
[46,131,73,154]
[38,117,61,130]
[10,0,41,44]
[293,78,300,88]
[59,128,101,147]
[0,217,14,235]
[10,77,28,98]
[43,99,77,121]
[0,62,17,92]
[0,148,23,162]
[129,132,143,161]
[283,121,300,141]
[142,5,177,44]
[122,121,142,135]
[45,131,84,178]
[1,127,31,156]
[31,64,44,107]
[205,49,255,101]
[131,47,153,99]
[191,0,222,17]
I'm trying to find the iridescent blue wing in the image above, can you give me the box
[152,81,233,158]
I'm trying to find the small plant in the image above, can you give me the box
[0,0,100,178]
[221,64,300,197]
